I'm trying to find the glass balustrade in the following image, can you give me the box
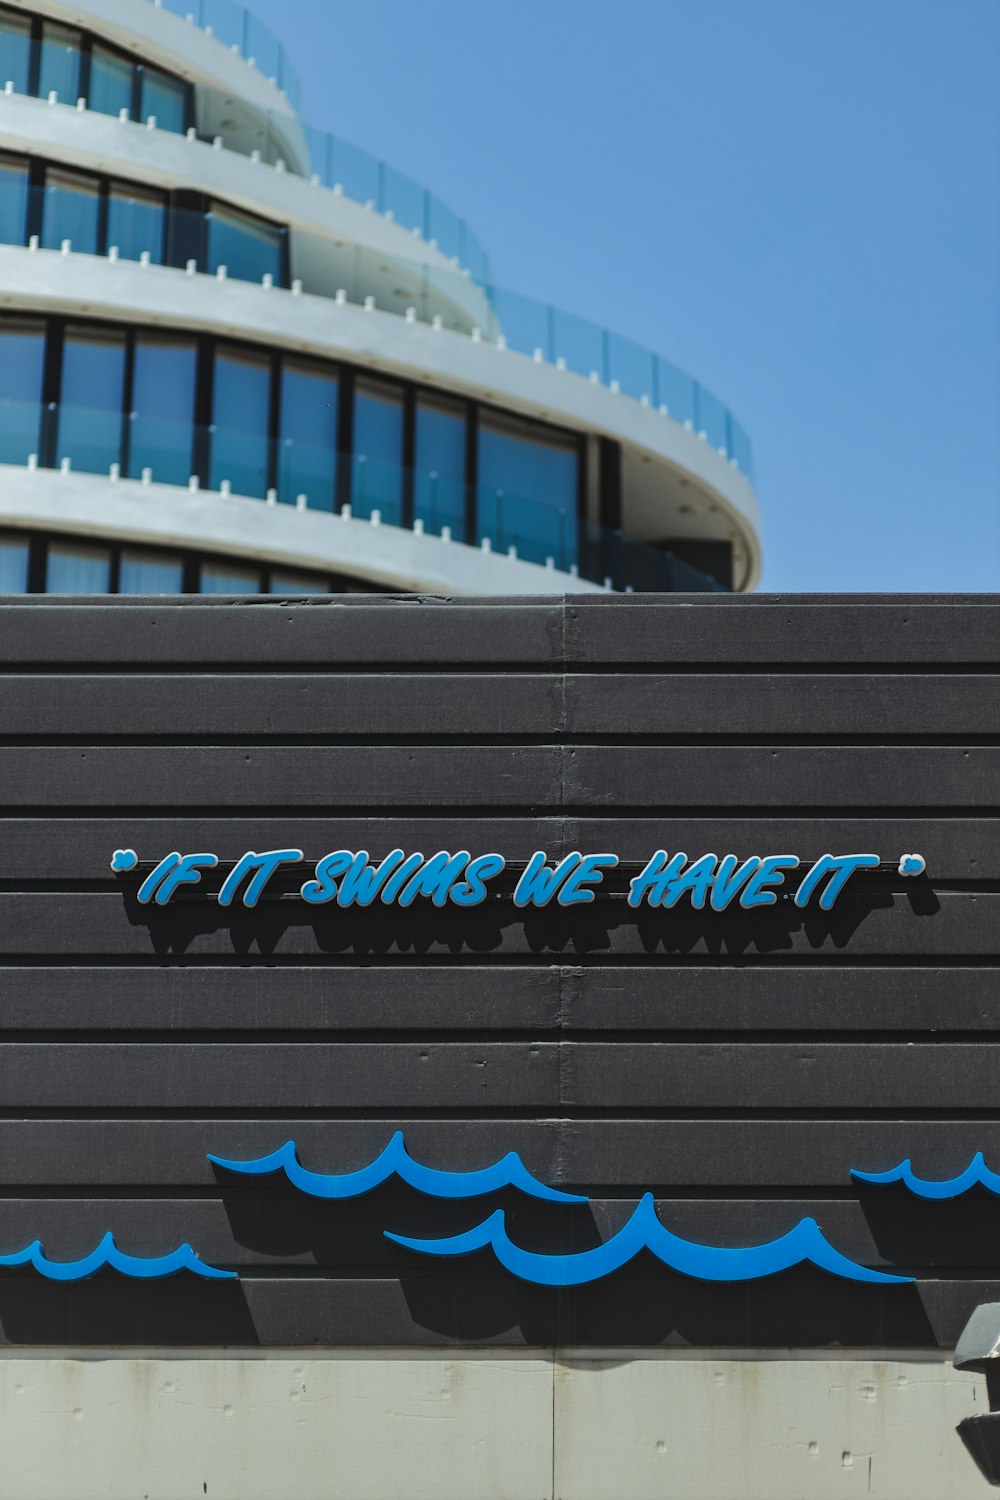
[0,176,753,480]
[0,396,727,592]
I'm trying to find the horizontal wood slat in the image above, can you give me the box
[0,966,994,1032]
[0,674,995,736]
[0,817,995,880]
[0,892,991,959]
[0,745,993,806]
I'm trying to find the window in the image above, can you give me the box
[138,66,188,134]
[42,168,99,255]
[270,571,328,595]
[129,336,197,486]
[352,380,403,524]
[0,9,31,95]
[415,396,466,539]
[0,536,28,591]
[57,327,126,475]
[205,205,283,286]
[38,21,80,104]
[46,540,110,593]
[108,182,166,263]
[478,414,579,568]
[0,319,44,464]
[0,153,28,248]
[210,348,271,498]
[120,550,183,593]
[200,562,260,594]
[278,361,338,509]
[89,46,133,119]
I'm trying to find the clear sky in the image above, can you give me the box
[244,0,999,591]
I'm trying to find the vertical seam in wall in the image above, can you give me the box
[551,1345,557,1500]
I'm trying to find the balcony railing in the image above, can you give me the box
[0,399,729,593]
[0,178,754,481]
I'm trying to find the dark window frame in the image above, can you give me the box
[0,5,194,130]
[0,312,589,566]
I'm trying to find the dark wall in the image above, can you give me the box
[0,593,997,1350]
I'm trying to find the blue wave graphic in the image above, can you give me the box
[852,1152,1000,1200]
[385,1193,911,1285]
[0,1233,236,1282]
[208,1133,587,1205]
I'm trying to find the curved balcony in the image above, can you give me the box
[150,0,304,114]
[0,6,492,279]
[0,176,754,484]
[0,399,728,593]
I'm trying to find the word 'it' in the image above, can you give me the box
[109,849,926,911]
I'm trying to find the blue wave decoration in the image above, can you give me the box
[385,1193,911,1286]
[852,1152,1000,1200]
[208,1133,587,1205]
[0,1233,236,1282]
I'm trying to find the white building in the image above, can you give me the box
[0,0,762,597]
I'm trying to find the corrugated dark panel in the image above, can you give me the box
[0,744,994,807]
[0,892,989,960]
[0,595,995,1351]
[0,674,994,736]
[0,602,565,666]
[566,600,1000,665]
[0,817,994,880]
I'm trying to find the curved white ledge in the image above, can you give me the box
[0,91,463,272]
[5,0,305,164]
[0,464,607,595]
[0,245,762,586]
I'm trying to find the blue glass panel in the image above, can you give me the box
[478,418,578,569]
[655,357,696,426]
[108,185,165,263]
[46,542,110,594]
[352,382,403,524]
[730,419,753,480]
[205,205,282,285]
[119,551,183,593]
[57,329,126,474]
[200,0,244,50]
[426,196,462,262]
[89,47,133,118]
[487,287,549,359]
[129,337,196,486]
[210,349,270,497]
[0,320,44,463]
[381,165,423,234]
[0,10,31,94]
[41,171,99,255]
[0,537,28,590]
[606,332,654,401]
[200,562,260,594]
[329,138,379,205]
[278,363,337,509]
[245,14,280,79]
[696,384,728,451]
[0,155,28,247]
[38,22,80,103]
[550,308,604,380]
[303,125,332,186]
[415,398,466,539]
[271,571,328,595]
[139,68,188,134]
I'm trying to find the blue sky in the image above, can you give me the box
[245,0,999,590]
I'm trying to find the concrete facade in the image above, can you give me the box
[0,1351,987,1500]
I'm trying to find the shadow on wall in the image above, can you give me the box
[120,887,940,959]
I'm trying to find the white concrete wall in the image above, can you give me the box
[0,1350,987,1500]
